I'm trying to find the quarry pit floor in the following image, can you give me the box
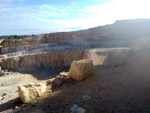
[1,64,150,113]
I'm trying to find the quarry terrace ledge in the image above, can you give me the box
[0,48,132,72]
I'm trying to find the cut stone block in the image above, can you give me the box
[69,59,94,81]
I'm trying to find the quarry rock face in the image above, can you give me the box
[0,19,144,72]
[84,48,132,66]
[0,48,132,71]
[69,59,94,81]
[0,57,20,70]
[18,83,47,103]
[2,19,150,49]
[0,50,85,71]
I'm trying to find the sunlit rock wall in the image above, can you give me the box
[1,33,72,48]
[0,48,132,71]
[0,50,85,71]
[1,43,58,54]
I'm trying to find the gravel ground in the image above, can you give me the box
[1,62,150,113]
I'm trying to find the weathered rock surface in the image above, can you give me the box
[69,59,94,81]
[1,19,144,72]
[82,95,91,101]
[60,71,69,79]
[18,83,47,103]
[84,48,132,66]
[0,50,85,71]
[0,48,132,71]
[1,43,58,54]
[52,77,63,86]
[0,96,4,100]
[1,33,71,48]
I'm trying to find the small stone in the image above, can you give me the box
[36,83,43,86]
[15,106,19,109]
[49,90,52,93]
[0,96,4,100]
[60,72,69,78]
[30,101,36,106]
[46,79,52,85]
[5,69,8,72]
[82,95,91,101]
[21,104,27,107]
[53,77,63,86]
[60,71,68,76]
[28,83,35,86]
[14,89,18,93]
[70,104,85,113]
[2,93,7,97]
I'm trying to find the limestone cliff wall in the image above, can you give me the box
[0,48,132,71]
[1,33,72,48]
[0,50,85,71]
[1,43,58,54]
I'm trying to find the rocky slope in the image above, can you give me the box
[0,19,150,71]
[2,19,150,49]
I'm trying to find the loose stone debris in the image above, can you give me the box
[0,93,7,101]
[17,59,95,104]
[60,71,69,78]
[70,104,86,113]
[82,95,91,101]
[0,96,4,101]
[18,82,47,103]
[52,77,63,86]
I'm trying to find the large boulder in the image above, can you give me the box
[69,59,94,81]
[18,83,47,103]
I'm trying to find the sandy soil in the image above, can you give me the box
[0,72,38,109]
[1,61,150,113]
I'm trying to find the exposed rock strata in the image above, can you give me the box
[1,19,146,72]
[2,19,150,49]
[0,50,85,71]
[0,48,132,71]
[1,43,58,54]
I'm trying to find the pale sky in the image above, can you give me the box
[0,0,150,35]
